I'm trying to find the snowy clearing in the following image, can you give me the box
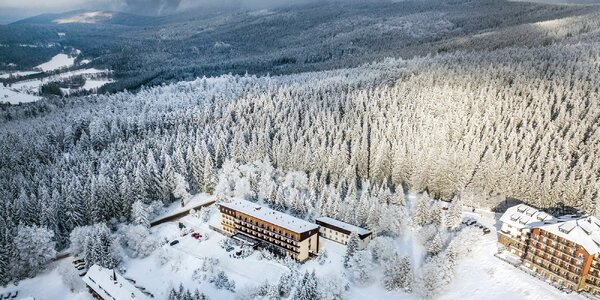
[0,86,41,104]
[35,54,76,71]
[0,71,40,79]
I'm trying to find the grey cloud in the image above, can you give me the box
[0,0,323,18]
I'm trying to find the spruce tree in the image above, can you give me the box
[344,232,360,267]
[414,194,429,226]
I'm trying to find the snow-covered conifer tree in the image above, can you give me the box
[11,225,56,279]
[383,252,412,291]
[344,232,360,267]
[131,200,150,227]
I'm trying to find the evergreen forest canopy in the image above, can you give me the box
[1,0,600,288]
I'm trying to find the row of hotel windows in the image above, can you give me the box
[534,236,584,257]
[531,255,583,273]
[536,231,576,247]
[534,242,578,256]
[324,233,348,245]
[223,215,300,246]
[241,223,299,246]
[237,226,299,252]
[223,214,296,239]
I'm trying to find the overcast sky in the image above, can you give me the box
[0,0,300,23]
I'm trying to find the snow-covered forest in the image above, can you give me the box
[1,36,599,285]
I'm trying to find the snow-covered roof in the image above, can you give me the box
[315,216,371,236]
[535,216,600,255]
[219,199,319,233]
[499,204,554,230]
[82,265,148,300]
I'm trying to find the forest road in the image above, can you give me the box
[150,200,216,227]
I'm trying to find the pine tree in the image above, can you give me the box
[190,141,205,193]
[344,232,360,267]
[355,190,370,227]
[131,200,150,227]
[428,233,443,256]
[446,195,463,230]
[11,225,56,279]
[118,169,133,218]
[293,271,319,300]
[414,194,429,226]
[392,186,405,206]
[383,253,412,291]
[64,181,86,230]
[146,151,162,200]
[132,163,148,204]
[203,153,217,194]
[173,172,190,206]
[161,154,176,203]
[430,203,442,226]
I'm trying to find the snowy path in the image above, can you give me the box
[151,195,216,226]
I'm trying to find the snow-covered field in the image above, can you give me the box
[0,71,40,79]
[35,54,76,72]
[0,67,112,103]
[80,78,114,90]
[0,200,582,300]
[0,86,41,104]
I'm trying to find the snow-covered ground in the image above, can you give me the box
[35,54,76,72]
[0,264,89,300]
[0,71,40,79]
[0,201,584,300]
[1,68,112,102]
[0,86,41,104]
[81,78,113,90]
[152,193,216,222]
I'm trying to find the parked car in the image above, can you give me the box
[124,277,136,284]
[467,220,477,226]
[78,271,87,277]
[72,259,84,265]
[483,228,491,234]
[76,265,86,271]
[191,232,202,239]
[170,240,179,246]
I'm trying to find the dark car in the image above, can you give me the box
[483,228,491,234]
[170,240,179,246]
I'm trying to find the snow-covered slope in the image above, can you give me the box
[35,54,75,71]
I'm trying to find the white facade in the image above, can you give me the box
[316,217,372,248]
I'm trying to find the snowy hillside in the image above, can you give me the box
[0,191,581,300]
[1,0,600,298]
[35,53,75,71]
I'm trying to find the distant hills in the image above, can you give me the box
[10,10,160,26]
[3,0,600,94]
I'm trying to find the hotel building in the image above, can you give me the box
[498,204,554,258]
[219,199,319,261]
[524,216,600,292]
[498,204,600,295]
